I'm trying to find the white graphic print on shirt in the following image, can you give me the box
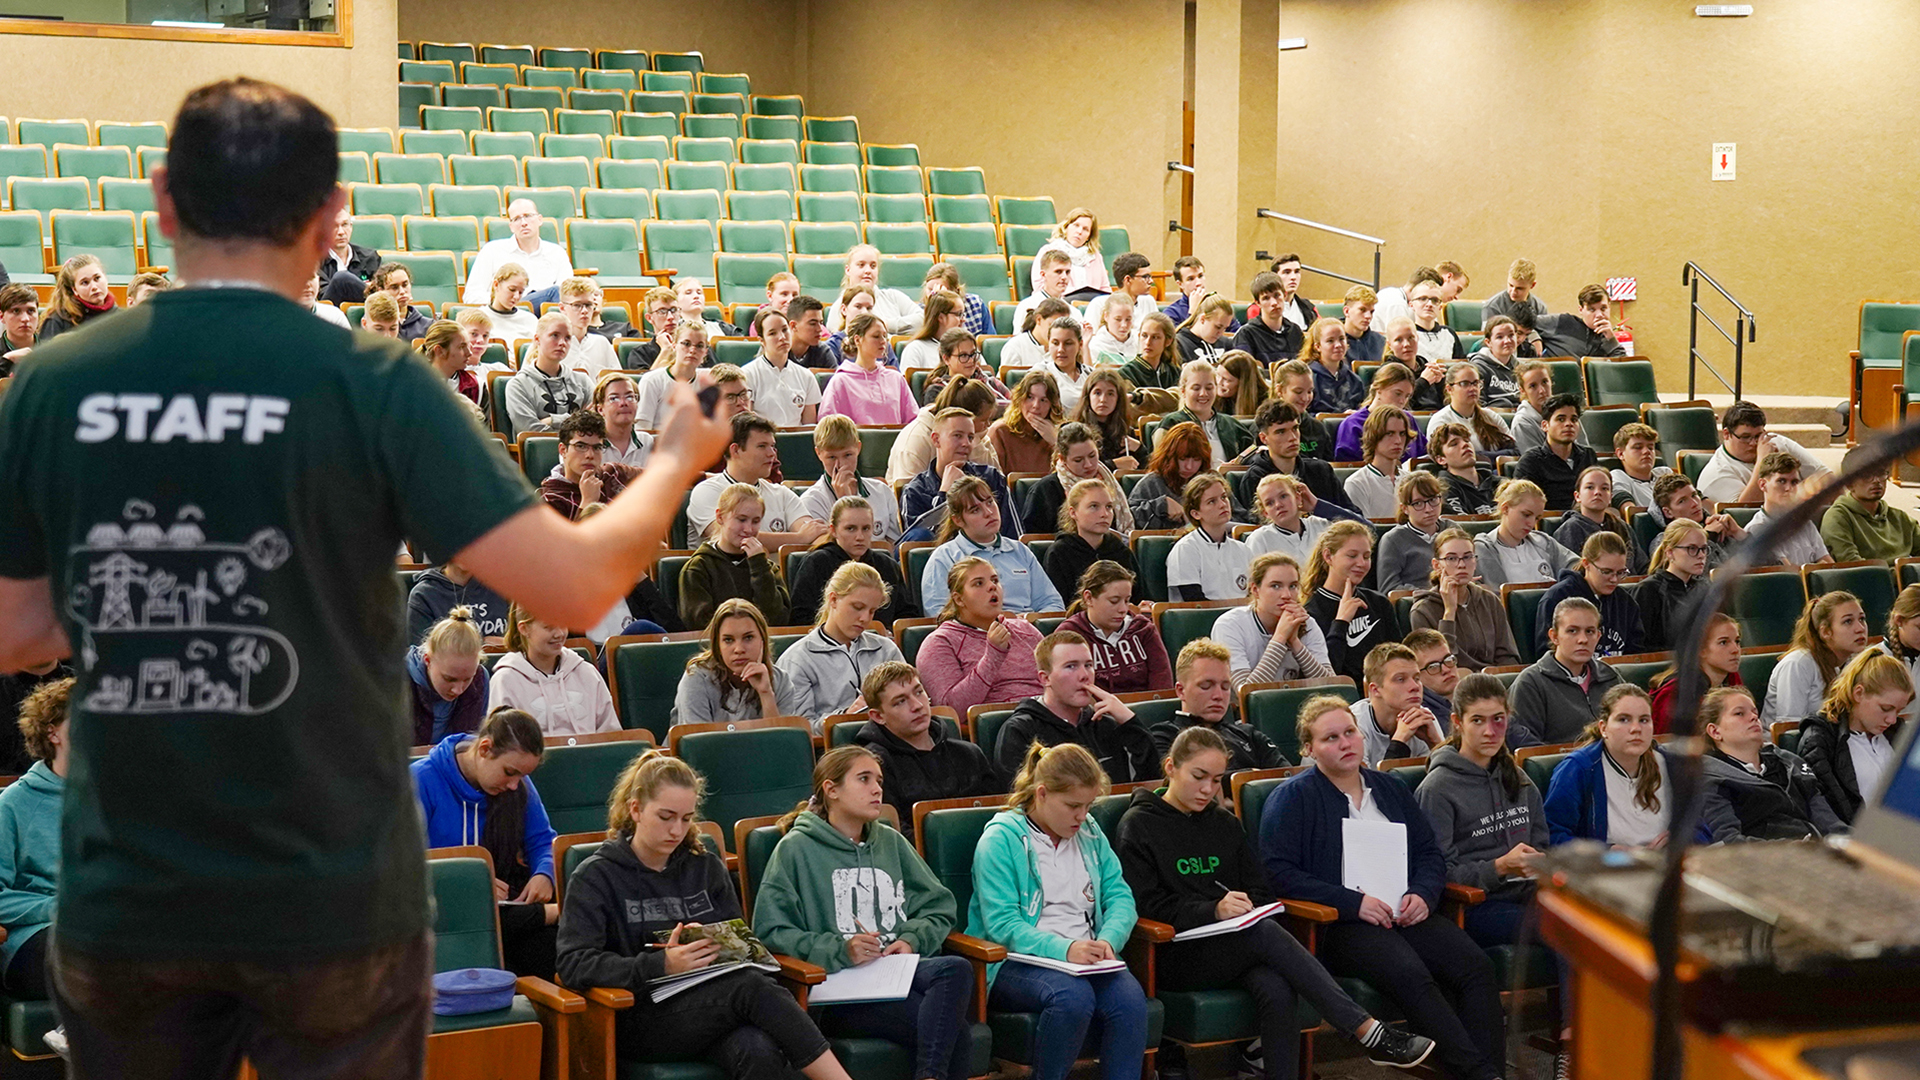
[832,866,906,935]
[1345,613,1378,647]
[69,500,298,716]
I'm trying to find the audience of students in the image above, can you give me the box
[1425,422,1500,516]
[412,706,559,977]
[540,409,639,521]
[1175,293,1235,366]
[1339,285,1384,367]
[1260,697,1506,1080]
[1059,561,1172,694]
[1651,474,1746,572]
[1153,360,1253,466]
[1216,350,1269,416]
[1042,480,1138,601]
[798,416,903,547]
[1350,643,1449,765]
[1508,599,1621,748]
[408,559,512,644]
[777,562,908,732]
[823,313,919,425]
[1696,400,1831,504]
[1244,474,1333,564]
[1506,361,1557,457]
[924,330,1010,404]
[741,307,823,428]
[503,312,594,437]
[632,321,712,430]
[1230,271,1305,363]
[593,371,654,467]
[1130,422,1215,531]
[920,476,1062,616]
[1514,394,1596,512]
[1236,398,1360,522]
[1070,369,1142,471]
[887,380,1002,484]
[917,558,1047,718]
[1022,422,1136,540]
[1405,628,1461,727]
[1302,317,1365,413]
[1867,585,1920,722]
[1034,319,1093,415]
[899,291,966,374]
[1798,650,1912,824]
[1609,422,1671,517]
[1409,528,1521,671]
[1637,518,1710,652]
[1119,311,1184,394]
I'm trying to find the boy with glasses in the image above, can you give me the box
[539,409,642,520]
[1746,452,1832,567]
[624,286,679,371]
[1533,531,1642,658]
[1697,400,1830,503]
[557,277,620,379]
[1082,253,1159,346]
[1403,628,1460,728]
[1370,266,1442,346]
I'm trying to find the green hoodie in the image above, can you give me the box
[964,808,1136,988]
[751,810,957,973]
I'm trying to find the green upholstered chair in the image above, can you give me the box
[1726,570,1807,648]
[1804,561,1897,637]
[1237,677,1358,763]
[603,635,705,740]
[1153,600,1240,661]
[1584,359,1659,409]
[666,721,815,852]
[531,732,657,835]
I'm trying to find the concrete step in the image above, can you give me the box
[1657,393,1842,427]
[1771,423,1832,449]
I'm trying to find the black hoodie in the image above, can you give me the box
[554,835,743,1001]
[1041,531,1139,604]
[1114,786,1275,932]
[406,566,512,643]
[1147,712,1289,772]
[997,698,1160,785]
[854,719,1002,842]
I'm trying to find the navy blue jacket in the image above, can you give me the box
[1541,741,1702,846]
[1258,766,1446,922]
[900,462,1021,541]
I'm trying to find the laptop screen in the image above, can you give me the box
[1857,711,1920,864]
[1881,723,1920,822]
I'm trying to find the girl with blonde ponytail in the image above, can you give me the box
[965,742,1148,1080]
[407,606,490,746]
[753,747,976,1080]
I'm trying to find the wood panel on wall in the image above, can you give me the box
[0,0,397,130]
[1279,0,1920,398]
[799,0,1186,281]
[396,0,802,95]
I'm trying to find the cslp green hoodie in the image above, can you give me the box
[751,810,958,974]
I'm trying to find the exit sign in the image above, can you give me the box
[1712,143,1737,181]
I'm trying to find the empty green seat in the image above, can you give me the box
[927,167,987,197]
[582,187,653,223]
[935,222,1000,257]
[401,128,469,157]
[533,737,655,832]
[655,189,723,224]
[863,165,924,195]
[800,163,860,193]
[0,212,48,284]
[591,159,657,192]
[996,196,1057,225]
[399,60,456,86]
[349,182,425,218]
[10,177,91,221]
[404,214,480,253]
[54,145,133,187]
[567,218,649,287]
[606,135,669,165]
[441,84,505,112]
[338,128,397,155]
[673,137,737,164]
[1585,359,1659,408]
[792,255,845,302]
[95,121,167,151]
[796,192,861,224]
[539,46,592,69]
[803,141,862,167]
[745,114,803,143]
[731,162,796,192]
[726,190,794,223]
[583,69,638,92]
[719,220,791,255]
[715,253,790,304]
[505,86,564,113]
[469,130,536,159]
[630,91,689,116]
[692,93,747,118]
[555,108,618,136]
[804,116,859,143]
[526,155,595,192]
[674,726,812,852]
[865,194,927,224]
[98,177,154,214]
[751,95,805,118]
[521,66,579,90]
[417,42,476,64]
[864,223,931,256]
[666,160,731,192]
[642,220,717,281]
[1643,405,1720,469]
[793,221,860,255]
[459,62,519,87]
[739,138,801,166]
[51,209,139,277]
[478,44,534,66]
[930,195,993,224]
[505,185,579,221]
[1727,570,1808,648]
[421,105,484,133]
[430,183,504,219]
[699,72,751,96]
[486,107,550,135]
[352,216,399,250]
[448,153,521,188]
[1577,406,1641,454]
[596,48,651,71]
[944,255,1013,302]
[0,146,50,189]
[1001,224,1051,259]
[372,152,445,187]
[1243,678,1359,761]
[643,70,696,94]
[398,83,438,128]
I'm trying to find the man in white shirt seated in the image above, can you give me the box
[300,270,349,327]
[461,198,574,308]
[1011,249,1088,336]
[1746,452,1833,567]
[685,412,828,548]
[1696,400,1831,504]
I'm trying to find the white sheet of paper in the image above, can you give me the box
[1006,952,1128,976]
[1341,818,1408,904]
[809,952,919,1005]
[1171,900,1288,942]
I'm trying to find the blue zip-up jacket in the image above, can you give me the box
[0,762,61,969]
[1541,741,1702,846]
[1258,766,1445,922]
[411,733,557,883]
[965,808,1136,988]
[901,462,1021,542]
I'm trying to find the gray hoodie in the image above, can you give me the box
[773,628,906,733]
[1507,654,1620,749]
[1415,746,1547,900]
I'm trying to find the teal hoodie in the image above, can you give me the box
[964,808,1135,988]
[0,762,62,968]
[751,810,957,974]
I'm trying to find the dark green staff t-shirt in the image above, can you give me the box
[0,288,538,961]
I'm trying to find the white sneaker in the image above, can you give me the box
[42,1025,69,1059]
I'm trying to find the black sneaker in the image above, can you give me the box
[1156,1042,1189,1080]
[1235,1040,1265,1079]
[1366,1026,1435,1069]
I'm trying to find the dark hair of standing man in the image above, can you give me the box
[165,77,338,245]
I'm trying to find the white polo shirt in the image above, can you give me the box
[742,354,824,428]
[462,236,575,303]
[1166,528,1254,600]
[687,470,812,541]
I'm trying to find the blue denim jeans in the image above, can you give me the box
[818,954,973,1080]
[988,959,1147,1080]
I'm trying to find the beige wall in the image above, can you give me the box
[396,0,802,96]
[1281,0,1920,397]
[0,0,397,130]
[799,0,1186,280]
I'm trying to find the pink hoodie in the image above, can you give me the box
[916,617,1045,719]
[487,649,622,737]
[820,362,919,426]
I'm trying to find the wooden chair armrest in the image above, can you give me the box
[581,985,634,1009]
[576,268,599,277]
[1443,883,1487,905]
[515,975,585,1013]
[1278,898,1339,923]
[775,953,827,985]
[641,268,677,286]
[1131,918,1176,944]
[942,932,1006,963]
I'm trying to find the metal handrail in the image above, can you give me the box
[1682,262,1755,400]
[1166,161,1195,176]
[1254,208,1383,289]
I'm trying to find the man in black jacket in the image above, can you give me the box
[317,204,381,303]
[995,631,1158,784]
[1147,638,1288,771]
[853,662,1000,841]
